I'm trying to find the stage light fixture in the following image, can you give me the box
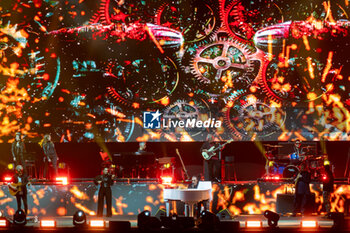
[160,176,173,185]
[0,218,8,228]
[40,220,56,228]
[13,210,26,226]
[301,220,317,228]
[137,210,161,230]
[246,220,262,228]
[7,163,14,170]
[73,210,87,226]
[89,220,105,228]
[263,175,280,181]
[3,176,12,182]
[216,209,232,220]
[56,177,68,185]
[264,210,280,227]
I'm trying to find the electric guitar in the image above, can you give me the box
[201,139,233,160]
[175,149,190,180]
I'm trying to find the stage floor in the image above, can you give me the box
[17,214,336,229]
[22,215,138,228]
[0,181,349,218]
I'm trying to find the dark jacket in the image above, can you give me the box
[13,173,29,195]
[188,183,198,189]
[11,141,26,160]
[43,142,57,159]
[322,169,334,192]
[94,174,114,190]
[295,171,311,195]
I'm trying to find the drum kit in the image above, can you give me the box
[264,144,326,179]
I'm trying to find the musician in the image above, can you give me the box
[99,149,113,169]
[11,132,26,167]
[94,167,115,217]
[10,165,29,215]
[187,175,204,217]
[188,175,200,189]
[293,164,311,216]
[201,134,221,182]
[290,139,304,160]
[42,134,59,178]
[263,144,281,176]
[322,164,334,216]
[266,161,276,175]
[135,142,154,178]
[135,142,147,155]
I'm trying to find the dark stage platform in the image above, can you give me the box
[0,181,349,217]
[0,214,350,233]
[0,181,348,232]
[0,180,349,226]
[0,214,338,228]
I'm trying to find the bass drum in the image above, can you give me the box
[283,165,300,178]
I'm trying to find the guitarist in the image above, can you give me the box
[201,134,222,182]
[9,165,29,215]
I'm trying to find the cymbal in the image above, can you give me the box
[265,144,283,148]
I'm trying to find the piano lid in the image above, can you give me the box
[163,188,211,202]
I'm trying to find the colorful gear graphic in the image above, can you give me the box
[0,24,60,101]
[155,0,220,43]
[0,24,28,79]
[48,94,135,142]
[105,55,179,108]
[162,98,212,139]
[26,49,61,100]
[92,97,135,142]
[189,37,264,95]
[260,57,334,103]
[92,0,154,25]
[164,100,201,120]
[221,0,283,43]
[224,94,286,139]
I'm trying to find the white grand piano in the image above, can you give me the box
[163,181,212,217]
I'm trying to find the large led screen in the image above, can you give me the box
[0,0,349,142]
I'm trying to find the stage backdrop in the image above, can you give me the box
[0,0,350,142]
[0,182,349,217]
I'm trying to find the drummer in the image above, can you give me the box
[290,139,304,165]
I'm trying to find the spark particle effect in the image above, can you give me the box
[0,0,350,142]
[0,182,348,216]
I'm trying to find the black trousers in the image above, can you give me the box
[14,156,24,165]
[16,194,28,215]
[43,157,58,179]
[294,193,308,214]
[97,187,112,217]
[205,159,220,181]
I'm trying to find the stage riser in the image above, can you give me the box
[0,183,348,216]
